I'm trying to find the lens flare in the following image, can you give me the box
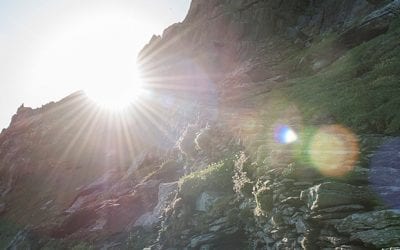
[275,125,298,144]
[308,125,359,177]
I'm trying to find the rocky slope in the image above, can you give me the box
[1,0,400,249]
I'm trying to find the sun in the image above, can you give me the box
[84,65,146,111]
[29,7,154,112]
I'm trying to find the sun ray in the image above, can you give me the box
[73,108,103,164]
[42,104,102,202]
[120,113,140,162]
[55,105,100,166]
[134,100,176,144]
[114,114,127,170]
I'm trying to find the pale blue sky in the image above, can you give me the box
[0,0,191,129]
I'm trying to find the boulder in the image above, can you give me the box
[300,182,376,211]
[336,210,400,248]
[336,209,400,233]
[348,227,400,249]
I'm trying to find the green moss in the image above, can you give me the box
[179,159,234,201]
[277,17,400,135]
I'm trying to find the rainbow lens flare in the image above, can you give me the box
[308,125,359,177]
[275,125,298,144]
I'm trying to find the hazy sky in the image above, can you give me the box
[0,0,191,129]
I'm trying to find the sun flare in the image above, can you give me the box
[84,66,146,111]
[26,7,157,113]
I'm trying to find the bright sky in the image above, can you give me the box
[0,0,191,129]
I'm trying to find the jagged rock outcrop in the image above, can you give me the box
[0,92,190,248]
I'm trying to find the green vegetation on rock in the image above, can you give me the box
[282,17,400,134]
[179,159,234,201]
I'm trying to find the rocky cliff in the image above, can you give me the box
[1,0,400,249]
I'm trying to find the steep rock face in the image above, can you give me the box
[0,92,113,224]
[0,92,189,247]
[138,0,376,102]
[2,0,400,249]
[135,0,400,249]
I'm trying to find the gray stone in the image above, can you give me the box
[338,0,400,48]
[300,182,376,211]
[195,192,222,212]
[336,210,400,248]
[336,209,400,233]
[281,197,303,206]
[349,227,400,248]
[317,205,365,214]
[295,217,308,234]
[199,244,212,250]
[311,205,366,220]
[319,235,349,247]
[190,233,216,248]
[135,182,178,228]
[335,246,366,250]
[209,217,228,232]
[210,216,228,226]
[6,230,39,250]
[312,59,331,71]
[312,211,361,220]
